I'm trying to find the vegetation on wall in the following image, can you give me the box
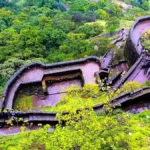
[141,29,150,51]
[1,82,150,148]
[13,95,33,111]
[1,82,150,149]
[0,106,150,149]
[0,1,150,149]
[12,82,144,112]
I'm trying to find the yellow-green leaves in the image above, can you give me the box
[1,110,150,150]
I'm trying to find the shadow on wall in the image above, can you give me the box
[13,70,84,111]
[122,93,150,113]
[2,57,101,111]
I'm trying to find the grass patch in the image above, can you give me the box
[119,20,134,29]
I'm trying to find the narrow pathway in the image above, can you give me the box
[101,29,129,69]
[101,50,114,68]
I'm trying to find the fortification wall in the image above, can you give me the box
[124,16,150,65]
[2,57,101,110]
[1,16,150,135]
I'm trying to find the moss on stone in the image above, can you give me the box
[14,95,33,111]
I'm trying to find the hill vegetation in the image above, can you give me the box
[0,0,150,149]
[0,0,149,95]
[0,83,150,149]
[0,109,150,150]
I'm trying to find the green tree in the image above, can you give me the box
[38,15,53,29]
[77,22,104,38]
[70,0,89,12]
[53,18,75,33]
[18,25,45,59]
[0,8,14,26]
[106,17,120,33]
[95,9,108,19]
[104,3,122,17]
[0,18,7,31]
[0,28,19,62]
[0,58,27,79]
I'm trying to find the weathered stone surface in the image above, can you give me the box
[124,16,150,65]
[2,57,101,110]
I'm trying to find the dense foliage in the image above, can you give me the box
[0,1,150,149]
[0,106,150,149]
[1,82,150,149]
[12,81,143,112]
[0,0,149,95]
[0,0,122,64]
[121,0,149,10]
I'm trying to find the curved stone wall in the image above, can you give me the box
[2,56,101,110]
[124,16,150,65]
[1,16,150,135]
